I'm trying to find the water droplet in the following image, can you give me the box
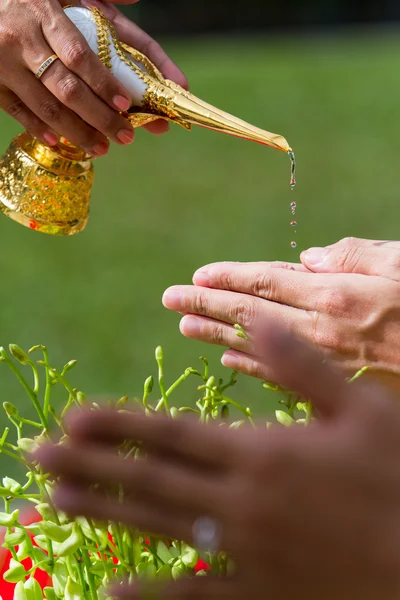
[291,241,297,248]
[290,221,297,226]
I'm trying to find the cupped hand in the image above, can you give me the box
[36,323,400,599]
[0,0,187,156]
[162,238,400,392]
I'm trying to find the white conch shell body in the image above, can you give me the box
[64,7,148,105]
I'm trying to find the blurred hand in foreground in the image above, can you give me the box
[36,321,400,599]
[163,237,400,393]
[0,0,187,156]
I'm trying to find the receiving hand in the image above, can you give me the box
[162,237,400,392]
[0,0,187,156]
[36,322,400,599]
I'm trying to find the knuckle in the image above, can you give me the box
[57,75,85,104]
[142,38,163,61]
[232,297,257,328]
[98,111,121,135]
[5,97,25,120]
[62,40,90,71]
[336,245,364,272]
[193,292,209,316]
[211,323,225,345]
[252,271,275,299]
[340,236,360,247]
[39,98,62,122]
[90,75,115,99]
[246,357,265,379]
[219,271,235,291]
[320,287,347,315]
[0,26,19,49]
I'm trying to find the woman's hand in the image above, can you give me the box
[0,0,187,156]
[36,323,400,599]
[162,237,400,392]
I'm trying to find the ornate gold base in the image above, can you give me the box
[0,133,94,235]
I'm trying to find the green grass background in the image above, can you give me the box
[0,31,400,474]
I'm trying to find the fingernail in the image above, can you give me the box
[180,316,202,337]
[193,269,209,287]
[162,289,183,310]
[117,129,134,145]
[90,142,109,157]
[301,247,330,267]
[43,132,59,146]
[113,95,131,112]
[221,352,239,369]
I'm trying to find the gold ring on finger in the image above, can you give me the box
[35,54,60,79]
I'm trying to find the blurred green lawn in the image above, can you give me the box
[0,31,400,471]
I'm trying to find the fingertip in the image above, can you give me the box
[143,119,170,135]
[221,350,240,370]
[192,269,210,287]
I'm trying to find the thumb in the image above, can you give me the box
[301,239,400,282]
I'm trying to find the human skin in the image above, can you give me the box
[36,322,400,599]
[162,237,400,393]
[0,0,187,156]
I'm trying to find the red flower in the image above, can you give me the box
[0,507,52,600]
[194,558,211,573]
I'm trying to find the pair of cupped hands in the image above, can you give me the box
[35,236,400,600]
[0,0,187,155]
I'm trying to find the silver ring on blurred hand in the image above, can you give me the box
[35,54,59,79]
[192,516,221,554]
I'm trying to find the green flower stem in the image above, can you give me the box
[4,357,47,429]
[156,362,170,416]
[0,447,26,464]
[29,362,40,395]
[219,395,256,428]
[20,417,43,429]
[305,401,313,426]
[41,348,52,419]
[80,547,98,600]
[0,427,9,447]
[4,498,18,561]
[165,371,192,397]
[75,551,91,600]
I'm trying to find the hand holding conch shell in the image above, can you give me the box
[0,0,187,156]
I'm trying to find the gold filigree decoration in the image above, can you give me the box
[90,7,112,71]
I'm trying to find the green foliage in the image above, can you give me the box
[0,342,309,599]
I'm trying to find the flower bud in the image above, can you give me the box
[155,346,164,362]
[62,360,77,374]
[16,539,30,561]
[18,438,40,454]
[44,589,56,600]
[275,410,295,427]
[3,558,26,583]
[35,503,54,522]
[65,577,83,600]
[14,581,27,600]
[116,395,128,408]
[9,344,29,365]
[3,402,19,418]
[2,477,22,493]
[206,376,216,388]
[170,407,179,419]
[4,529,26,546]
[144,376,154,396]
[38,521,72,543]
[24,577,43,600]
[229,420,245,429]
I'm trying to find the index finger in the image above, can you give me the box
[66,410,238,469]
[45,7,132,112]
[192,262,323,311]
